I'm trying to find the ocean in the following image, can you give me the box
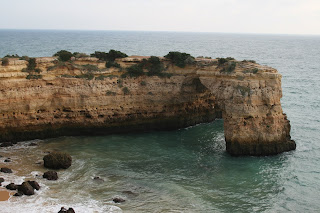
[0,30,319,212]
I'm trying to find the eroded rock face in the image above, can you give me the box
[199,67,296,155]
[0,57,295,156]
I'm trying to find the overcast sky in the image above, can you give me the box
[1,0,319,35]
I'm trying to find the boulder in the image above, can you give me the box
[18,182,34,195]
[4,159,11,162]
[6,183,18,190]
[113,197,125,203]
[28,181,40,190]
[1,167,12,173]
[13,192,23,196]
[58,207,67,213]
[43,152,72,169]
[67,208,75,213]
[58,207,75,213]
[43,171,58,180]
[0,177,4,183]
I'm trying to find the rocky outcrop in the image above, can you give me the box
[18,182,35,195]
[43,152,72,169]
[0,56,295,156]
[43,171,58,180]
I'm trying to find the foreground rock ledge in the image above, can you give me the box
[0,56,296,156]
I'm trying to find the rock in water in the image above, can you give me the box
[43,171,58,180]
[58,207,75,213]
[113,197,125,203]
[1,167,12,173]
[6,183,18,190]
[0,177,4,183]
[13,192,23,196]
[43,152,72,169]
[18,182,34,195]
[0,142,13,147]
[28,181,40,190]
[67,208,75,213]
[58,207,67,213]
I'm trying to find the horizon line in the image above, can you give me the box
[1,28,320,37]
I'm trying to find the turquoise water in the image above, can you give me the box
[0,30,320,212]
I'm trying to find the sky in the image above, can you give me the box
[1,0,320,35]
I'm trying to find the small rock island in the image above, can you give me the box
[0,51,296,156]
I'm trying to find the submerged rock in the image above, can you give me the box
[58,207,75,213]
[6,183,18,190]
[4,158,11,162]
[43,152,72,169]
[113,197,125,203]
[93,176,104,181]
[28,142,37,146]
[13,192,23,197]
[18,182,34,195]
[43,171,58,180]
[1,167,12,173]
[0,142,13,147]
[0,177,4,183]
[28,181,40,190]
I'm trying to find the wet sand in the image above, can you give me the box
[0,190,11,201]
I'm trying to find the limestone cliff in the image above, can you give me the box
[0,56,295,156]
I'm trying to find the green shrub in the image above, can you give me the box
[80,64,99,72]
[106,61,121,68]
[75,73,94,80]
[27,58,37,71]
[217,57,235,65]
[4,54,19,58]
[61,74,74,78]
[47,61,66,71]
[90,51,108,61]
[106,49,128,62]
[142,56,164,75]
[54,50,73,62]
[221,62,237,73]
[242,59,256,63]
[243,68,259,74]
[19,56,29,61]
[1,58,9,66]
[125,64,144,77]
[122,87,130,95]
[34,68,42,73]
[217,58,228,65]
[91,50,128,62]
[106,90,116,96]
[73,52,89,58]
[26,74,42,80]
[164,51,195,68]
[140,81,146,86]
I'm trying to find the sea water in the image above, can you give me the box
[0,30,319,212]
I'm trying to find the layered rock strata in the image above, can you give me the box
[0,56,295,156]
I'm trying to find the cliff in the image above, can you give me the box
[0,56,296,156]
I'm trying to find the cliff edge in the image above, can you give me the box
[0,55,296,156]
